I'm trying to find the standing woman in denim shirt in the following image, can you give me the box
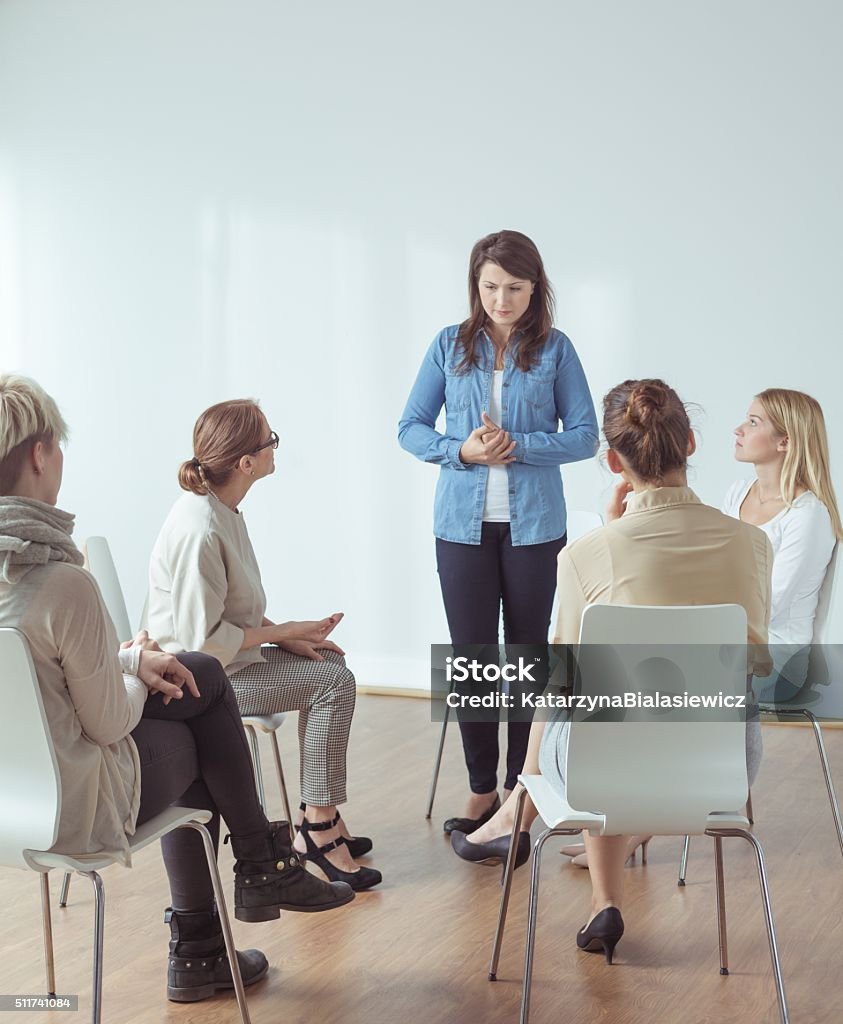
[398,230,599,834]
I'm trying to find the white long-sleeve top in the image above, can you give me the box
[722,480,836,647]
[146,492,267,675]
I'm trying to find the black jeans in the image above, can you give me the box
[131,653,270,911]
[436,523,566,793]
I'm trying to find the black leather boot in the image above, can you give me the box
[166,907,268,1003]
[229,820,355,922]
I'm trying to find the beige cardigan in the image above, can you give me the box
[0,562,145,864]
[553,487,774,676]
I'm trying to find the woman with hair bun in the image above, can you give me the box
[148,399,381,891]
[0,375,355,1008]
[452,379,774,963]
[726,388,841,700]
[399,230,599,836]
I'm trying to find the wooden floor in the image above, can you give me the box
[3,695,843,1024]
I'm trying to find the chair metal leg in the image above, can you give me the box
[707,828,789,1024]
[59,872,71,908]
[244,724,268,812]
[489,786,528,980]
[761,706,843,856]
[425,699,452,819]
[803,710,843,856]
[746,788,754,826]
[78,871,105,1024]
[183,821,251,1024]
[39,872,57,997]
[678,835,690,886]
[269,730,295,841]
[713,835,728,975]
[520,829,560,1024]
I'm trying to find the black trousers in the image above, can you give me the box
[131,653,270,911]
[436,523,566,793]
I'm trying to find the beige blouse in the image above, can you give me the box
[554,487,773,677]
[146,492,267,675]
[0,563,145,864]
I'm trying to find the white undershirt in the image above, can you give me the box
[482,371,511,522]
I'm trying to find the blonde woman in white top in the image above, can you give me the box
[726,388,842,698]
[147,399,380,891]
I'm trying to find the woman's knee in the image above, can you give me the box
[177,652,232,697]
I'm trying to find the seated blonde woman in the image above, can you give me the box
[0,375,353,1006]
[452,379,772,962]
[147,399,380,891]
[726,387,842,700]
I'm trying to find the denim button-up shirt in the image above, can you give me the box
[398,325,599,546]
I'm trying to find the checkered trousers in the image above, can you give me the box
[230,646,356,807]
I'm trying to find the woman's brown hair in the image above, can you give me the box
[178,399,266,495]
[456,230,555,373]
[602,379,691,482]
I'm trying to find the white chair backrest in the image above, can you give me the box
[564,604,748,835]
[84,537,132,644]
[566,510,603,545]
[812,543,841,645]
[0,628,61,868]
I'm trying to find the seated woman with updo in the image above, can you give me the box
[0,375,353,1007]
[146,399,381,891]
[451,378,773,962]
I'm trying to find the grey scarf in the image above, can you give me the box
[0,496,84,584]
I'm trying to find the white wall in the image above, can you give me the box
[1,1,841,689]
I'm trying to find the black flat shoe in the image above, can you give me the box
[298,816,382,892]
[297,803,373,859]
[451,828,531,881]
[443,794,501,835]
[576,906,624,964]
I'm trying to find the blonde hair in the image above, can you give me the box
[178,399,266,495]
[757,388,843,540]
[0,374,69,493]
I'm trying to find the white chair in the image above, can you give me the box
[0,627,251,1024]
[84,536,294,827]
[678,543,843,885]
[425,509,604,820]
[488,604,788,1024]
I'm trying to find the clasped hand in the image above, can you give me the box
[459,412,516,465]
[121,629,200,704]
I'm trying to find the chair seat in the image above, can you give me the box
[23,806,213,873]
[242,713,287,733]
[519,775,749,836]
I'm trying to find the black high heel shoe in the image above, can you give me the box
[298,816,382,892]
[297,803,373,858]
[443,794,501,835]
[450,829,531,881]
[576,906,624,964]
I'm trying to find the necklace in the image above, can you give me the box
[754,483,783,505]
[206,486,238,512]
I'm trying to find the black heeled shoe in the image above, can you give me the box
[298,816,382,892]
[576,906,624,964]
[450,829,531,881]
[297,803,373,858]
[443,794,501,835]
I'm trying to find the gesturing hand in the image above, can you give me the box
[459,412,516,465]
[137,650,201,704]
[272,613,344,646]
[277,639,346,662]
[606,480,634,523]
